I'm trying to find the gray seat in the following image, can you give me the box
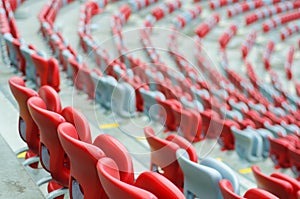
[192,88,210,106]
[221,107,243,121]
[93,75,118,110]
[140,88,165,121]
[281,123,300,135]
[176,149,223,199]
[248,127,273,158]
[248,101,266,115]
[264,123,287,138]
[232,127,263,162]
[20,45,36,82]
[180,96,204,112]
[111,81,136,118]
[228,98,249,113]
[4,33,17,66]
[200,157,240,195]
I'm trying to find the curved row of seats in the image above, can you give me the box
[1,0,60,91]
[269,134,300,178]
[109,0,298,171]
[5,0,300,198]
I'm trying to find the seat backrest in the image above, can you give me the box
[97,157,157,199]
[31,52,49,88]
[20,45,36,82]
[176,149,223,199]
[93,134,134,184]
[111,82,136,118]
[27,96,68,187]
[135,171,185,199]
[201,158,240,194]
[289,147,300,180]
[166,134,198,162]
[140,88,165,120]
[219,179,243,199]
[60,106,92,144]
[144,127,182,188]
[268,137,290,168]
[270,172,300,199]
[8,76,39,154]
[38,85,61,113]
[244,188,279,199]
[58,122,107,199]
[232,127,262,162]
[251,165,294,199]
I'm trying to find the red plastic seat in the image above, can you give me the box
[165,134,198,163]
[8,77,39,162]
[57,122,108,199]
[27,97,69,193]
[60,107,92,144]
[172,107,202,143]
[77,66,95,99]
[97,157,157,199]
[289,147,300,180]
[144,127,197,189]
[157,99,182,131]
[38,85,62,113]
[252,165,296,199]
[31,53,60,92]
[271,172,300,198]
[11,38,26,74]
[93,134,134,184]
[269,137,291,168]
[97,157,185,199]
[219,179,279,199]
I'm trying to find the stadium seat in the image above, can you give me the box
[57,122,107,199]
[252,165,297,199]
[97,157,185,199]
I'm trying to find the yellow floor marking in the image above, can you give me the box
[99,123,119,129]
[17,151,26,159]
[136,136,146,141]
[239,168,252,174]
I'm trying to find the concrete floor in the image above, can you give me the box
[1,0,299,198]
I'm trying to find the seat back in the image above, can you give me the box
[97,157,157,199]
[60,107,92,144]
[93,134,134,184]
[270,172,300,199]
[269,137,290,168]
[95,75,117,109]
[58,122,107,199]
[176,149,223,199]
[31,52,49,87]
[20,45,36,82]
[219,179,243,199]
[232,127,262,162]
[157,99,181,131]
[289,147,300,180]
[244,188,279,199]
[172,107,202,143]
[201,158,239,194]
[38,85,61,113]
[251,165,294,199]
[8,76,39,154]
[28,96,69,187]
[77,66,95,99]
[135,171,185,199]
[166,134,198,162]
[111,82,136,118]
[140,88,165,121]
[144,127,182,188]
[4,33,17,66]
